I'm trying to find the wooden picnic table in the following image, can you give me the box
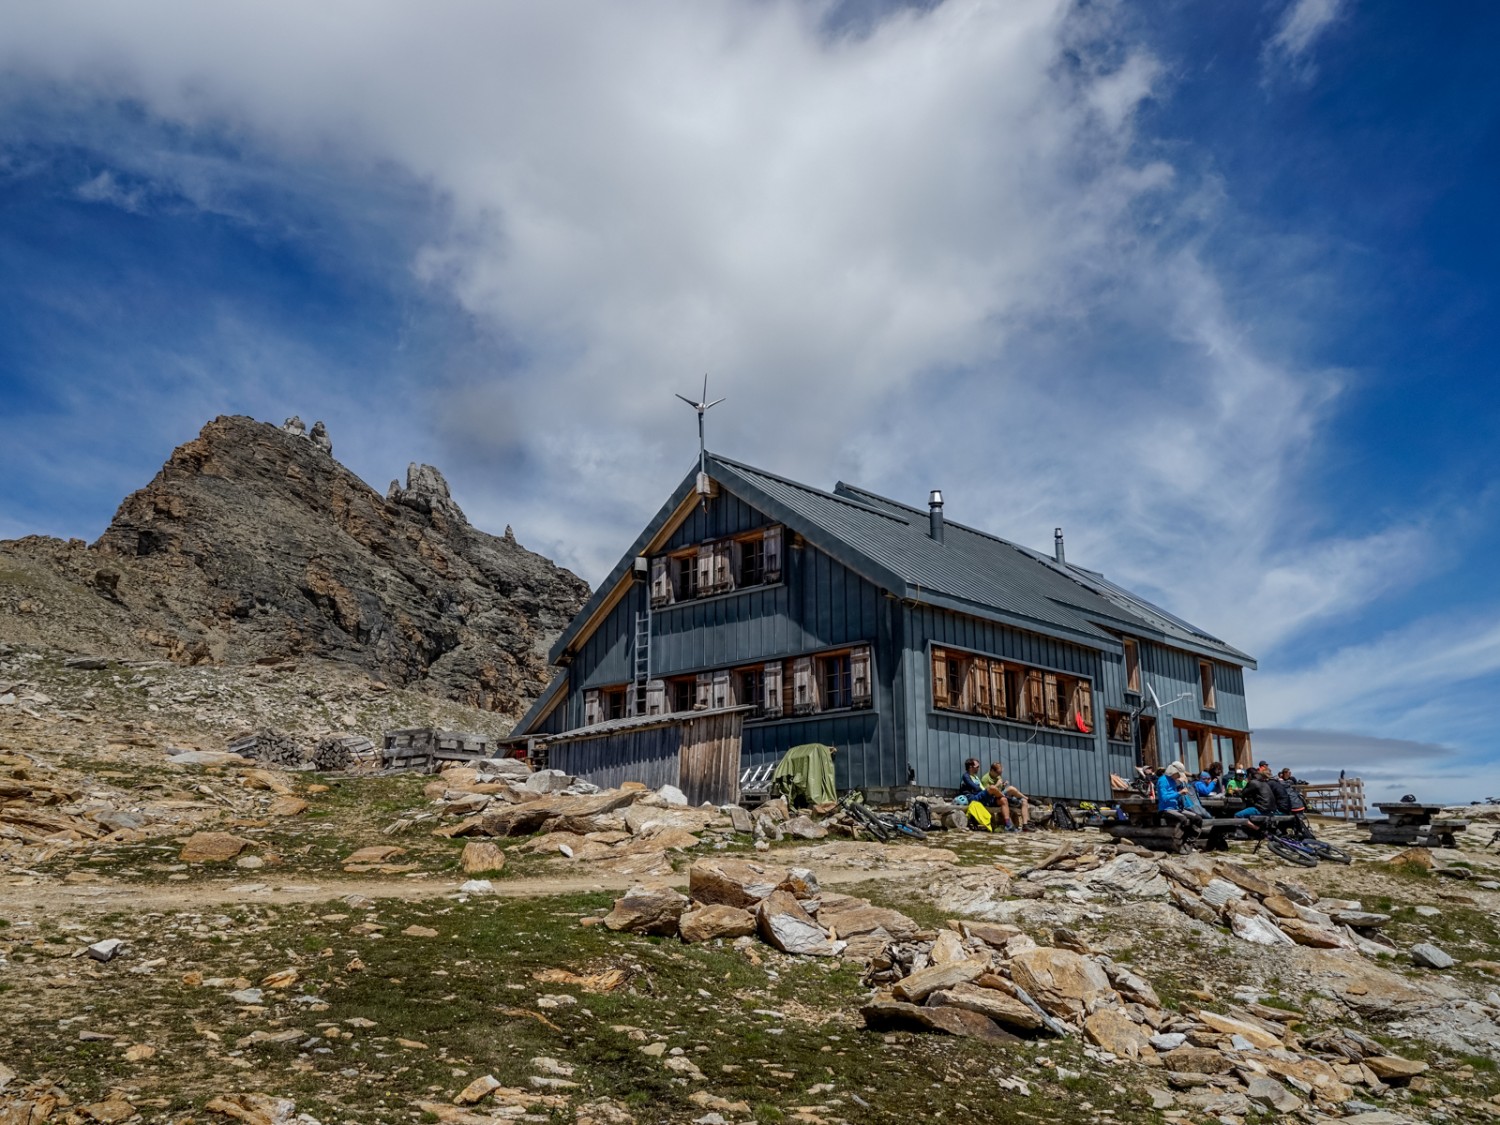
[1363,802,1468,848]
[1100,794,1286,854]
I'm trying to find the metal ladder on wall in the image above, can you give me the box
[632,611,651,712]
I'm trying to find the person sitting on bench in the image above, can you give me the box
[982,760,1029,833]
[1156,761,1203,840]
[958,758,987,802]
[1236,766,1277,820]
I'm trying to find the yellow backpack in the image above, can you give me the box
[966,800,994,831]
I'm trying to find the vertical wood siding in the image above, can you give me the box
[546,726,685,793]
[900,605,1112,802]
[1137,641,1250,734]
[679,712,744,805]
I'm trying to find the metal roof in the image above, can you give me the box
[545,452,1255,671]
[534,705,755,745]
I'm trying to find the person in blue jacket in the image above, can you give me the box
[1157,761,1203,842]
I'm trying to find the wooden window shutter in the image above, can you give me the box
[1073,682,1094,732]
[1043,673,1060,725]
[711,669,732,709]
[725,540,742,591]
[792,655,815,714]
[650,556,674,607]
[624,684,638,718]
[1124,639,1140,693]
[1025,671,1045,721]
[645,679,665,716]
[695,672,713,710]
[763,661,783,717]
[850,644,873,708]
[695,544,713,597]
[763,525,783,581]
[931,649,950,708]
[990,662,1007,718]
[583,689,602,726]
[967,658,988,715]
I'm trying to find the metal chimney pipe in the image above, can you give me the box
[929,490,945,543]
[1054,527,1065,564]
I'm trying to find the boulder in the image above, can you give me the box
[1084,1008,1151,1059]
[602,885,688,936]
[1230,913,1293,947]
[1387,847,1436,870]
[267,796,309,817]
[782,815,828,840]
[818,897,920,943]
[1277,917,1349,949]
[524,770,573,795]
[1410,943,1454,969]
[1159,1046,1233,1075]
[1170,885,1222,926]
[1194,1009,1282,1049]
[1365,1055,1429,1080]
[757,890,835,956]
[1083,852,1170,897]
[725,805,754,834]
[1213,862,1276,899]
[1200,878,1246,910]
[1007,947,1113,1020]
[480,790,639,837]
[344,845,405,865]
[1243,1076,1302,1113]
[928,930,969,965]
[957,921,1024,948]
[777,868,821,899]
[892,958,990,1003]
[926,984,1042,1031]
[860,998,1013,1040]
[460,841,506,874]
[655,784,689,806]
[1104,963,1160,1008]
[1261,894,1299,919]
[680,904,757,943]
[624,804,720,836]
[1332,911,1391,929]
[689,858,785,908]
[179,832,252,863]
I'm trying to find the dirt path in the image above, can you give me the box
[3,859,951,915]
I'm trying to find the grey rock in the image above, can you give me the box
[1332,910,1392,928]
[282,415,306,436]
[525,769,574,794]
[1243,1076,1302,1113]
[229,988,265,1004]
[1411,942,1455,969]
[725,805,754,834]
[1149,1032,1187,1050]
[87,938,125,962]
[63,656,109,670]
[308,420,332,454]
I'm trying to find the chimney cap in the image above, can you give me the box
[929,489,943,507]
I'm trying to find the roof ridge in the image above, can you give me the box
[710,453,910,524]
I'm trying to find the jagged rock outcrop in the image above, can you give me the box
[0,415,589,715]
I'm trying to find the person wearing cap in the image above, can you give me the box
[981,761,1029,833]
[1156,761,1204,841]
[1236,766,1277,819]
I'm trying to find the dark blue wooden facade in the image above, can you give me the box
[516,459,1256,804]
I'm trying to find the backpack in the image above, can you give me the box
[1051,803,1078,831]
[909,800,934,832]
[966,801,994,831]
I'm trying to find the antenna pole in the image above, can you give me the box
[675,375,725,512]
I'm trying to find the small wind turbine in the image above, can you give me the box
[676,374,724,482]
[677,375,724,508]
[1145,682,1194,714]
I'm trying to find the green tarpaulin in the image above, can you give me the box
[770,743,838,808]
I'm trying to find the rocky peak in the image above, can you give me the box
[388,462,465,524]
[2,414,589,716]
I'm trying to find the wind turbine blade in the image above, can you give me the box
[705,397,726,409]
[675,394,698,408]
[702,373,709,400]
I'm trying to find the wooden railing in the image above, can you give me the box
[1295,777,1365,821]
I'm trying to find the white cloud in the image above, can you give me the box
[1266,0,1349,68]
[75,169,145,211]
[5,0,1495,812]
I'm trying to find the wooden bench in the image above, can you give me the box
[1103,811,1297,854]
[1363,802,1467,848]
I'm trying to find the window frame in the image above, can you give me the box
[654,525,785,608]
[1199,659,1217,712]
[1123,638,1141,695]
[928,642,1096,738]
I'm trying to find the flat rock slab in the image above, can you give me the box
[926,984,1042,1031]
[180,832,253,863]
[892,959,989,1003]
[679,904,757,943]
[1083,1007,1151,1058]
[861,999,1015,1040]
[1411,943,1455,969]
[481,790,639,837]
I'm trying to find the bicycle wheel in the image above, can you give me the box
[894,821,928,842]
[1266,835,1319,868]
[850,803,892,842]
[1305,839,1353,865]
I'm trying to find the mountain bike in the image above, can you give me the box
[1285,812,1353,865]
[835,791,927,842]
[1244,814,1321,868]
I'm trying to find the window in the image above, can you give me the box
[739,667,765,717]
[1106,709,1131,744]
[738,536,765,587]
[1199,660,1217,711]
[654,526,783,605]
[1123,639,1140,694]
[670,678,696,713]
[674,555,699,600]
[931,645,1093,733]
[603,687,627,721]
[819,652,852,710]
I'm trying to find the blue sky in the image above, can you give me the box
[1,0,1497,803]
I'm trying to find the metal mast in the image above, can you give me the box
[676,374,724,509]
